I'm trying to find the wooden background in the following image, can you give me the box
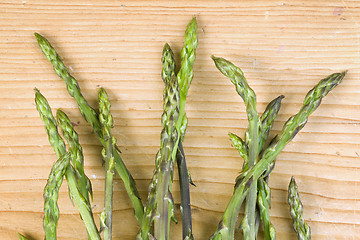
[1,0,359,239]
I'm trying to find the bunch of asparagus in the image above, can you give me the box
[17,17,345,240]
[27,18,197,240]
[209,57,345,240]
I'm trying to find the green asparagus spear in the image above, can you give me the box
[153,74,180,240]
[138,43,178,240]
[176,18,197,239]
[43,152,71,239]
[259,95,284,152]
[212,56,261,240]
[177,17,198,139]
[17,233,29,240]
[288,177,311,240]
[35,89,101,240]
[256,95,284,239]
[98,88,116,240]
[34,33,144,226]
[139,75,181,240]
[211,70,346,239]
[56,110,92,203]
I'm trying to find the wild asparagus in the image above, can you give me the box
[210,69,346,239]
[138,44,178,240]
[259,95,284,152]
[153,74,180,240]
[177,16,198,139]
[139,73,181,240]
[35,89,101,240]
[98,88,116,240]
[34,33,144,226]
[256,95,284,239]
[212,56,261,240]
[176,18,197,240]
[43,152,70,239]
[288,177,311,240]
[56,109,92,204]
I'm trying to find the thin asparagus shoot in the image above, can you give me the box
[212,56,261,240]
[139,43,178,240]
[210,69,346,239]
[34,33,144,226]
[288,177,311,240]
[175,17,198,240]
[153,74,180,240]
[35,89,101,240]
[98,88,116,240]
[256,95,284,239]
[43,152,71,240]
[56,109,93,203]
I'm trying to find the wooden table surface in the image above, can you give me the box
[1,0,359,239]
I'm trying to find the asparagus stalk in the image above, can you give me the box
[35,89,101,240]
[177,17,198,139]
[153,73,180,240]
[43,152,71,239]
[34,33,144,226]
[288,177,311,240]
[176,17,198,240]
[98,88,116,240]
[138,43,178,240]
[210,70,346,239]
[256,95,284,239]
[259,95,284,151]
[56,109,93,204]
[257,179,276,240]
[212,56,261,240]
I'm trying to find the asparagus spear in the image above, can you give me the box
[43,152,71,239]
[35,89,101,240]
[176,17,198,240]
[288,177,311,240]
[177,17,198,139]
[212,56,261,240]
[153,73,180,240]
[138,44,178,240]
[34,33,144,226]
[56,109,92,204]
[98,88,116,240]
[210,70,346,239]
[256,95,284,239]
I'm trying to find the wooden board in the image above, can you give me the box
[1,0,359,239]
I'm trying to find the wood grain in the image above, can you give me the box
[1,0,360,239]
